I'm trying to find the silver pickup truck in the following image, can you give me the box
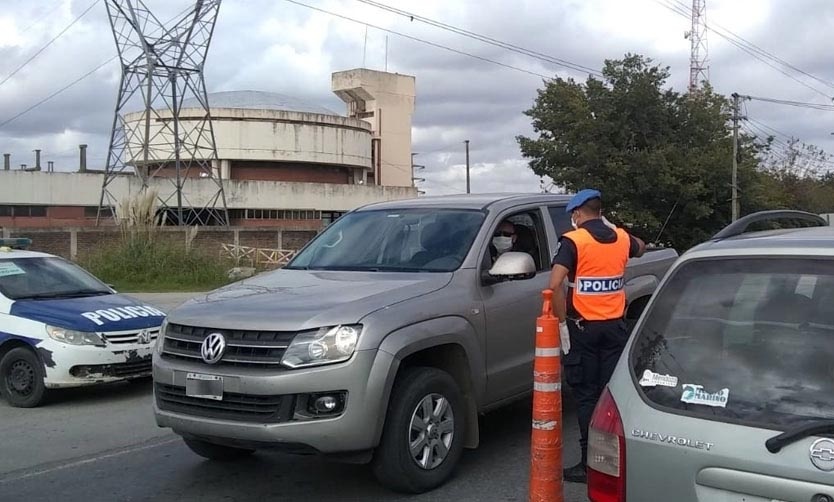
[152,193,677,493]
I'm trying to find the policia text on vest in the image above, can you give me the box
[547,189,646,484]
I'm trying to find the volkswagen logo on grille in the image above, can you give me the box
[810,438,834,472]
[201,333,226,365]
[136,329,151,345]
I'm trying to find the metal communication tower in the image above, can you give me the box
[98,0,229,226]
[685,0,709,92]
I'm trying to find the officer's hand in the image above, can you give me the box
[601,216,616,230]
[559,321,571,355]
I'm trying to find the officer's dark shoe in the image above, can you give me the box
[563,462,587,484]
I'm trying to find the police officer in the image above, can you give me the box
[548,189,645,484]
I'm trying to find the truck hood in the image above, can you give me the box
[168,269,453,331]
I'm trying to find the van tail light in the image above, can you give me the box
[588,387,626,502]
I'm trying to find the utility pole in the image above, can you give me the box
[731,92,740,221]
[464,140,470,194]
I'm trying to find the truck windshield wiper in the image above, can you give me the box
[766,419,834,453]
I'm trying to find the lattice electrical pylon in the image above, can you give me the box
[97,0,229,226]
[685,0,710,92]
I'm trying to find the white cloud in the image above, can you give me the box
[1,0,833,195]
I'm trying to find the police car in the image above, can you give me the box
[0,238,166,408]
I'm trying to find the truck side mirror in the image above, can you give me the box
[484,252,536,284]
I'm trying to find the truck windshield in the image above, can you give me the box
[286,208,485,272]
[0,257,112,300]
[630,258,834,429]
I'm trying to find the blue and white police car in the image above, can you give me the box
[0,238,166,407]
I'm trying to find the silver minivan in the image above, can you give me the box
[590,210,834,502]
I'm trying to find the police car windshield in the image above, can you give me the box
[0,257,112,300]
[286,208,485,272]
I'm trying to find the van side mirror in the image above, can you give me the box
[484,252,536,284]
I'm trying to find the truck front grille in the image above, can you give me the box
[155,384,293,423]
[161,324,295,368]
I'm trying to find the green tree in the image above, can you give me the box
[517,54,764,250]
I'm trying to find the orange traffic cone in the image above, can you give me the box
[529,289,563,502]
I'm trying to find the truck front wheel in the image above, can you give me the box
[372,366,465,493]
[183,437,255,461]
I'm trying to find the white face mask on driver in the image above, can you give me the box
[492,236,513,253]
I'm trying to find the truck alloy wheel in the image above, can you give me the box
[409,393,455,470]
[0,347,47,408]
[372,366,464,493]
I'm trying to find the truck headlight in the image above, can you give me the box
[281,325,361,368]
[155,319,168,354]
[46,325,106,347]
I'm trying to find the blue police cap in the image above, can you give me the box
[565,189,602,213]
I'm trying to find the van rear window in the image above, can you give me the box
[630,258,834,428]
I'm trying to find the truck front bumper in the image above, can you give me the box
[152,349,394,454]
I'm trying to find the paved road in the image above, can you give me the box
[0,292,589,501]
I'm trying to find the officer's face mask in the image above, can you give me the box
[570,214,578,230]
[492,236,513,253]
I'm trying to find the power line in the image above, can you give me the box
[0,0,101,90]
[742,95,834,111]
[655,0,834,100]
[352,0,602,78]
[283,0,552,80]
[0,56,117,129]
[0,5,195,131]
[18,0,66,34]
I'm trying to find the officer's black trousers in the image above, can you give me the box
[563,318,629,465]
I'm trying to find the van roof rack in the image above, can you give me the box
[712,210,827,240]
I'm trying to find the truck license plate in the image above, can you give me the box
[186,373,223,401]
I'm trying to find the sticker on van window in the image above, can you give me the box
[0,262,25,277]
[680,384,729,408]
[639,369,678,388]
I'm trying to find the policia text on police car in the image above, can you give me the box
[547,189,646,484]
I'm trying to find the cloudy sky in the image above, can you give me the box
[1,0,833,195]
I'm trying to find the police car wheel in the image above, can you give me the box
[371,366,464,494]
[183,438,255,461]
[0,347,47,408]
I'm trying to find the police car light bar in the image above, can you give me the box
[0,238,32,250]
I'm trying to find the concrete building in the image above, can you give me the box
[333,69,417,188]
[0,69,417,230]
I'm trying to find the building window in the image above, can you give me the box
[1,205,47,217]
[84,206,114,218]
[322,211,344,226]
[234,208,322,220]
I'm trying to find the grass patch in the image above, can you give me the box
[81,239,234,293]
[79,190,235,293]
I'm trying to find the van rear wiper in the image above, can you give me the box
[766,419,834,453]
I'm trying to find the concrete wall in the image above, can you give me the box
[122,107,373,170]
[333,69,416,188]
[0,171,417,215]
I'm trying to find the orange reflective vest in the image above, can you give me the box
[564,226,630,321]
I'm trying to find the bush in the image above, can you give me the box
[80,190,234,292]
[81,239,234,293]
